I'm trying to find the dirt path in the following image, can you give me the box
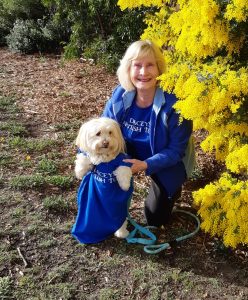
[0,48,117,124]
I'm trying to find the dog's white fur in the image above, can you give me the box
[75,117,132,238]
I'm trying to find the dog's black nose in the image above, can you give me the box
[102,140,109,148]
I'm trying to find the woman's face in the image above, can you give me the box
[130,53,159,92]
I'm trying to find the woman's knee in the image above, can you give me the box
[144,179,182,226]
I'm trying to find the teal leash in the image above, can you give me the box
[125,197,201,254]
[126,197,157,245]
[143,209,201,254]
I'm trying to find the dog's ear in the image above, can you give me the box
[113,121,126,153]
[75,122,88,151]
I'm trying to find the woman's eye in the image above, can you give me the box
[96,131,101,136]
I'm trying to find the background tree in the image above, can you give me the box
[0,0,149,71]
[118,0,248,248]
[42,0,149,70]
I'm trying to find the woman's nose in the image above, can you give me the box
[140,66,146,75]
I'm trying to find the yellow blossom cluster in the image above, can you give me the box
[118,0,248,248]
[118,0,164,10]
[225,0,248,22]
[168,0,230,58]
[226,145,248,174]
[194,174,248,248]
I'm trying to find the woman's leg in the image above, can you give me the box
[144,175,182,227]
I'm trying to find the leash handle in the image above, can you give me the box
[126,196,157,245]
[126,217,157,245]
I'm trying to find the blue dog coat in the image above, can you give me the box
[71,153,133,244]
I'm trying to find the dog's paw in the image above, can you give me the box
[114,228,129,238]
[114,220,129,238]
[75,153,92,179]
[114,166,132,191]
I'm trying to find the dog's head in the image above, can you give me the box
[76,117,126,160]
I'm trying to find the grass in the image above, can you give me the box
[54,120,81,131]
[98,288,121,300]
[0,153,15,167]
[46,263,72,283]
[10,174,47,189]
[10,174,74,189]
[46,175,74,188]
[0,121,28,136]
[37,157,58,174]
[11,207,26,218]
[8,136,60,152]
[43,195,72,213]
[0,276,14,299]
[0,95,20,113]
[39,238,58,248]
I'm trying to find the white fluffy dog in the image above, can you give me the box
[73,117,133,241]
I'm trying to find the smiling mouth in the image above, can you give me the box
[138,78,151,82]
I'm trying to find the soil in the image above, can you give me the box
[0,48,247,300]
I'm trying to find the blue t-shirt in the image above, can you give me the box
[122,101,152,161]
[71,153,133,244]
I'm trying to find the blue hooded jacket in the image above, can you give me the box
[102,85,195,197]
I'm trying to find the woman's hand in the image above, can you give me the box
[123,159,148,174]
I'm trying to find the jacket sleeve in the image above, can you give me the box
[145,109,193,175]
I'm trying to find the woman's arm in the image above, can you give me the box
[145,111,193,175]
[123,112,192,175]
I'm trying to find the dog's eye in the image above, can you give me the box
[96,131,101,136]
[109,131,112,135]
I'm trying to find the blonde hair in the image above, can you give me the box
[117,40,166,91]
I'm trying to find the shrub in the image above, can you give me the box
[41,18,71,52]
[83,37,120,72]
[6,19,45,53]
[194,173,247,248]
[1,0,45,20]
[0,15,12,45]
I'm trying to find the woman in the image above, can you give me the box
[102,40,195,227]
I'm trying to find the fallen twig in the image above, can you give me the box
[17,247,28,268]
[25,109,39,114]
